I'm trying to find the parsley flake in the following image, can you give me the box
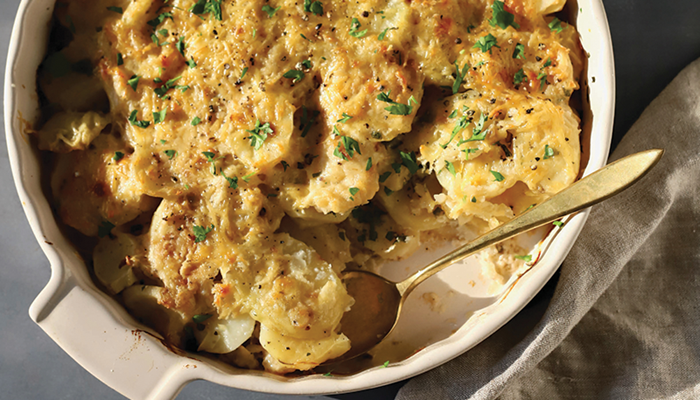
[349,187,360,197]
[337,113,353,123]
[513,43,526,59]
[116,53,123,65]
[303,0,324,16]
[106,6,123,14]
[489,1,519,30]
[283,69,305,83]
[153,109,167,124]
[127,75,140,91]
[246,120,273,150]
[378,27,397,41]
[399,151,419,174]
[349,18,368,38]
[549,17,564,33]
[241,67,249,79]
[221,172,238,189]
[452,61,470,94]
[444,160,456,176]
[333,136,362,160]
[514,255,532,262]
[164,149,176,159]
[300,106,320,137]
[147,12,173,28]
[543,144,555,159]
[552,220,564,227]
[191,117,202,126]
[193,224,214,243]
[365,157,372,171]
[262,5,281,18]
[383,186,393,196]
[441,115,470,149]
[192,314,212,323]
[379,171,391,183]
[473,33,500,53]
[176,36,186,57]
[490,170,505,182]
[113,151,124,161]
[382,360,390,368]
[190,0,222,21]
[514,68,527,85]
[128,110,150,128]
[459,113,488,143]
[376,91,417,116]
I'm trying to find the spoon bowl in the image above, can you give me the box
[331,149,663,364]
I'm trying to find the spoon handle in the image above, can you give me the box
[395,149,664,297]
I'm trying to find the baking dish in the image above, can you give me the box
[4,0,614,398]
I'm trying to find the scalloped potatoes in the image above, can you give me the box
[36,0,582,372]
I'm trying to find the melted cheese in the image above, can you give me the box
[37,0,583,372]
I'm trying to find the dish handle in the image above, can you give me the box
[29,267,195,400]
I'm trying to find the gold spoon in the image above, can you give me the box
[334,149,664,363]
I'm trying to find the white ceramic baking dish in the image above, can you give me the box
[4,1,614,398]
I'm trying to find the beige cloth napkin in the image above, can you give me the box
[397,58,700,400]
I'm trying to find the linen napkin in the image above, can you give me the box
[396,58,700,400]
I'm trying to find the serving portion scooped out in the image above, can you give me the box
[33,0,583,373]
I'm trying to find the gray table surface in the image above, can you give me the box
[2,1,699,399]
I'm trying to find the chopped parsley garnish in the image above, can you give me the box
[164,149,176,159]
[113,151,124,161]
[383,187,393,196]
[192,314,212,323]
[241,67,249,79]
[543,58,552,68]
[186,58,197,68]
[452,61,469,94]
[127,75,140,91]
[176,36,186,57]
[116,53,123,65]
[282,69,305,83]
[300,33,312,42]
[399,151,419,174]
[281,161,289,171]
[543,144,555,159]
[193,224,214,243]
[490,170,505,182]
[333,136,362,160]
[222,172,238,189]
[349,18,368,38]
[202,151,223,175]
[459,113,489,143]
[514,68,527,85]
[444,160,456,176]
[337,113,353,123]
[97,220,115,238]
[303,0,323,16]
[379,171,391,183]
[441,115,470,149]
[378,27,397,41]
[552,220,564,227]
[376,91,417,116]
[471,196,477,203]
[160,139,167,144]
[299,107,319,137]
[473,33,500,53]
[365,157,372,171]
[154,76,188,97]
[189,0,222,21]
[489,1,519,30]
[147,12,173,28]
[301,60,312,69]
[242,172,255,182]
[448,109,458,118]
[191,117,201,126]
[153,109,167,124]
[106,6,123,14]
[128,110,150,128]
[262,5,281,18]
[513,43,526,59]
[514,255,532,262]
[462,147,478,160]
[537,71,548,89]
[246,120,273,150]
[548,17,564,33]
[382,360,390,368]
[349,187,360,200]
